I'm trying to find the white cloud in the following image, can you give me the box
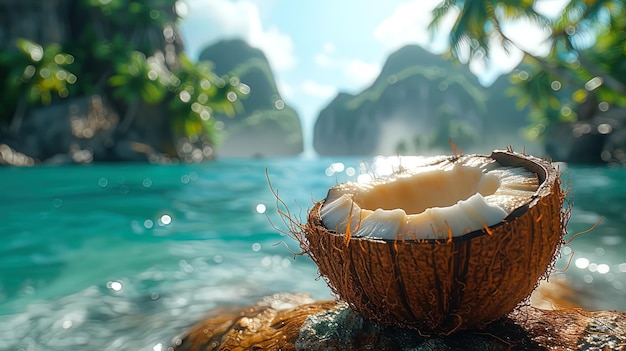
[312,53,380,91]
[301,80,337,99]
[313,43,381,91]
[502,18,552,58]
[322,42,335,53]
[471,17,552,85]
[249,25,296,71]
[373,0,450,53]
[314,53,336,68]
[344,59,381,89]
[374,0,557,85]
[181,0,296,71]
[534,0,570,19]
[276,80,294,99]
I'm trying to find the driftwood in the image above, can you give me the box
[172,291,626,351]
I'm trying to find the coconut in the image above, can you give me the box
[296,150,566,334]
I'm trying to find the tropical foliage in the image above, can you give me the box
[0,0,244,158]
[0,40,77,129]
[429,0,626,140]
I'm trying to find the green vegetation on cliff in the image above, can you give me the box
[314,45,526,156]
[199,39,302,157]
[430,0,626,163]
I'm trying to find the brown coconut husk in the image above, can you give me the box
[295,150,568,334]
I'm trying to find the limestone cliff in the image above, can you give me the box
[313,45,533,156]
[198,39,303,157]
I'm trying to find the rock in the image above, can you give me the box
[312,45,536,156]
[172,292,626,351]
[601,112,626,164]
[0,143,35,166]
[4,94,188,164]
[11,95,118,164]
[0,0,72,51]
[198,39,303,157]
[0,0,219,164]
[545,107,626,165]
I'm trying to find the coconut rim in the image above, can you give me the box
[314,150,560,244]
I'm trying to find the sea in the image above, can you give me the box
[0,156,625,350]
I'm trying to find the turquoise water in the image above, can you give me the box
[0,157,625,350]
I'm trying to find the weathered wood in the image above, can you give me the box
[172,292,626,351]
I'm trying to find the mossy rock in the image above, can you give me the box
[172,292,626,351]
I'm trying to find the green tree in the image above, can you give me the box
[0,0,245,162]
[429,0,626,142]
[0,40,77,132]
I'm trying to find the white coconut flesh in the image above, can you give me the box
[320,155,540,240]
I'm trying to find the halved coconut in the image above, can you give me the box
[298,150,566,334]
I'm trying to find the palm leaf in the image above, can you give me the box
[429,0,458,41]
[436,0,550,63]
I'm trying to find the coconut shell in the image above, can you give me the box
[300,150,566,334]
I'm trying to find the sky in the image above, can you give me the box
[178,0,562,138]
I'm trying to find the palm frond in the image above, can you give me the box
[428,0,458,35]
[446,0,491,61]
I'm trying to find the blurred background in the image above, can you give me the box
[2,0,625,163]
[0,0,625,350]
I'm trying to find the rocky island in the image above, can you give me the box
[313,45,531,156]
[198,39,303,157]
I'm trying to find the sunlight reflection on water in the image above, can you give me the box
[0,158,624,350]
